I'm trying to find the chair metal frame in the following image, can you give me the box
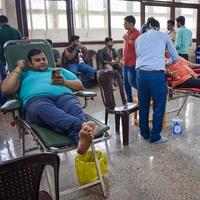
[166,87,200,116]
[1,39,111,198]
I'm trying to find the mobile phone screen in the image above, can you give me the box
[52,68,60,80]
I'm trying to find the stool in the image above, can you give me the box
[133,96,167,128]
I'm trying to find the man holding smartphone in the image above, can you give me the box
[1,48,96,154]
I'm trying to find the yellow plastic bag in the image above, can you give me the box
[75,150,108,184]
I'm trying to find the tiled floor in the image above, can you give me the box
[1,87,200,200]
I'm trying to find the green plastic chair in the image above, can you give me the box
[0,39,111,198]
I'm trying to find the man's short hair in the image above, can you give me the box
[141,23,148,34]
[105,37,113,43]
[0,15,8,24]
[176,16,185,26]
[124,15,136,25]
[147,18,160,29]
[70,35,80,42]
[27,49,43,63]
[167,19,175,26]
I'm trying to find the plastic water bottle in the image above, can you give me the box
[171,118,184,136]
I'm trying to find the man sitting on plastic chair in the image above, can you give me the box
[1,48,97,154]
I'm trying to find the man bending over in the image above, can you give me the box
[1,48,96,154]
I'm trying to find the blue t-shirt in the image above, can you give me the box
[18,67,78,106]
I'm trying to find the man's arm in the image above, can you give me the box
[63,47,78,61]
[1,60,25,95]
[171,31,176,44]
[175,29,181,50]
[52,78,84,91]
[189,30,192,47]
[187,61,200,69]
[123,31,140,47]
[82,46,89,63]
[63,79,84,91]
[166,36,180,63]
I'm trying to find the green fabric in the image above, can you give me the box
[75,91,97,98]
[0,24,22,64]
[30,114,110,149]
[0,99,21,113]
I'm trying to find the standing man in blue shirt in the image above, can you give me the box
[135,18,179,144]
[175,16,192,60]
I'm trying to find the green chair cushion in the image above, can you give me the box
[0,99,21,113]
[30,114,110,149]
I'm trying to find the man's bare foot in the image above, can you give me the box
[77,124,93,154]
[86,121,99,139]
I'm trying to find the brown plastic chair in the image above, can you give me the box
[0,153,60,200]
[97,69,138,145]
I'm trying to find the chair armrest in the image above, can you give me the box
[75,91,97,98]
[0,99,21,113]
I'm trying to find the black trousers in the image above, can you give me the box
[178,78,200,88]
[179,54,188,60]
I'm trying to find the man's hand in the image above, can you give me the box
[170,71,179,79]
[52,76,64,85]
[123,34,128,40]
[16,60,26,71]
[111,59,120,65]
[81,45,87,53]
[76,42,82,49]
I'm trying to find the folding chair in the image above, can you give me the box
[0,39,111,198]
[166,68,200,116]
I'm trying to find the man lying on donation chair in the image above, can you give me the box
[166,57,200,88]
[1,48,97,154]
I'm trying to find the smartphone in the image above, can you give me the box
[52,68,61,83]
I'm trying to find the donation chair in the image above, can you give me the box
[0,153,59,200]
[97,69,138,145]
[0,39,111,198]
[167,68,200,116]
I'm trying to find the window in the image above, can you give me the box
[175,8,197,38]
[110,0,140,40]
[73,0,108,41]
[175,0,199,3]
[88,0,104,11]
[26,0,68,42]
[145,6,170,33]
[0,0,18,28]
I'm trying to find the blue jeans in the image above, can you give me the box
[67,64,96,87]
[0,64,8,106]
[137,71,167,142]
[123,66,137,102]
[25,94,86,143]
